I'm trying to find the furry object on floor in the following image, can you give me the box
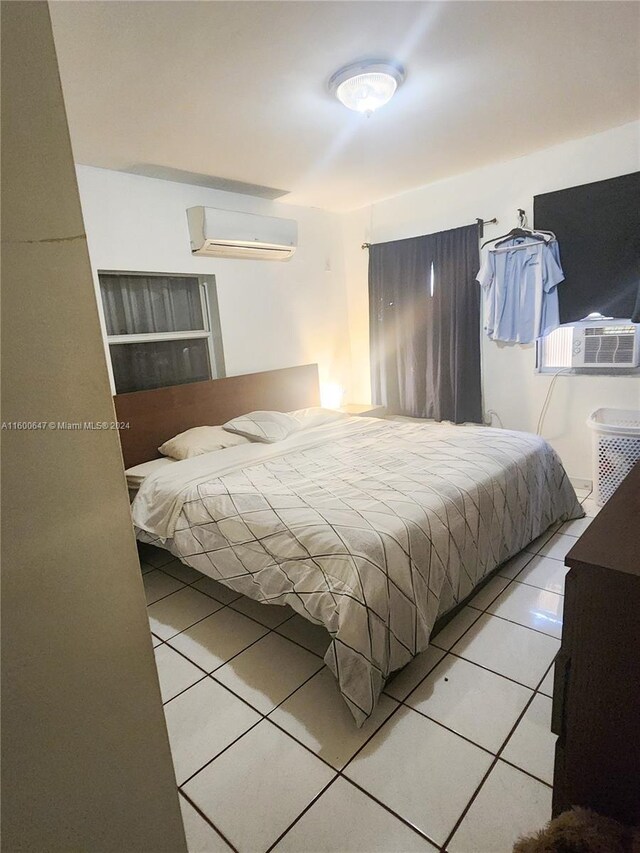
[513,806,640,853]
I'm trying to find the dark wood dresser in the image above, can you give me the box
[552,462,640,825]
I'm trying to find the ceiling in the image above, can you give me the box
[50,1,640,212]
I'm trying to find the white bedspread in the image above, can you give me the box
[133,417,582,725]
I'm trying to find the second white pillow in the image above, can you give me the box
[223,410,301,443]
[159,425,251,460]
[290,407,349,430]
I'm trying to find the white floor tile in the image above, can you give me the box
[560,515,593,537]
[146,533,566,853]
[406,656,532,753]
[151,633,163,648]
[539,664,555,698]
[143,569,185,605]
[140,561,155,575]
[164,678,261,784]
[274,777,436,852]
[276,613,331,658]
[431,606,482,651]
[517,555,569,594]
[502,694,556,785]
[179,795,233,853]
[270,668,398,769]
[148,587,223,640]
[191,576,242,605]
[448,760,552,853]
[537,532,576,561]
[161,559,204,584]
[183,720,334,852]
[345,706,493,847]
[572,486,591,498]
[581,498,602,516]
[168,606,269,673]
[524,526,558,556]
[487,583,564,639]
[451,613,560,688]
[230,595,294,628]
[384,646,445,701]
[468,575,511,611]
[497,550,534,580]
[154,644,203,702]
[213,632,323,714]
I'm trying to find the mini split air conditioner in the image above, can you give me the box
[187,206,297,261]
[544,319,640,369]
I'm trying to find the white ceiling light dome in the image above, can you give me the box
[328,60,405,114]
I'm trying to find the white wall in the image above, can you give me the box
[341,122,640,480]
[76,166,351,402]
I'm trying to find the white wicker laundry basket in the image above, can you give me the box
[587,408,640,506]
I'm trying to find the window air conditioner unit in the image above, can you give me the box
[573,320,639,368]
[187,206,297,261]
[544,318,640,369]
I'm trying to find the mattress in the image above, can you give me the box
[133,416,582,725]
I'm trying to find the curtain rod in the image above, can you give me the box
[361,217,498,249]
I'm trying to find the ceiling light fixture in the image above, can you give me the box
[328,60,405,115]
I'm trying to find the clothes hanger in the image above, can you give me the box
[494,229,547,248]
[481,210,554,249]
[533,228,556,240]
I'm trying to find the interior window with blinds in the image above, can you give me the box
[99,272,225,393]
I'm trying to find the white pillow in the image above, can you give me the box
[158,425,251,461]
[223,410,301,443]
[125,457,175,488]
[290,407,349,430]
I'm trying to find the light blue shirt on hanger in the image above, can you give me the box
[477,237,565,343]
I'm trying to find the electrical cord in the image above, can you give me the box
[485,409,504,429]
[536,368,573,436]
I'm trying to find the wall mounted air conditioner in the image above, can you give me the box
[547,319,640,369]
[187,206,297,261]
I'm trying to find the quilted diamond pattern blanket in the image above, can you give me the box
[134,417,582,725]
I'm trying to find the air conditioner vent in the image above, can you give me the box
[584,325,635,336]
[200,241,294,261]
[584,332,636,365]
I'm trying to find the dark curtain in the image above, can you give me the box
[99,274,205,336]
[534,172,640,324]
[369,223,482,423]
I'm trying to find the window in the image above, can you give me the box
[99,271,225,393]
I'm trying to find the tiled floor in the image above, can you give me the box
[141,487,593,853]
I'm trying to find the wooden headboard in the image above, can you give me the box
[113,363,320,468]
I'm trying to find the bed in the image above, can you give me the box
[116,364,583,726]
